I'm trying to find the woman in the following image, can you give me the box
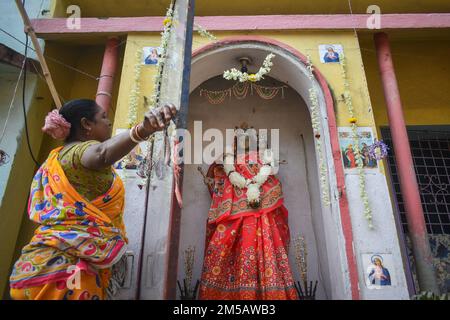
[9,99,176,300]
[199,129,298,300]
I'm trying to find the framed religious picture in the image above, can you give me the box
[338,127,378,173]
[142,46,162,65]
[318,44,344,63]
[113,128,149,179]
[362,253,396,289]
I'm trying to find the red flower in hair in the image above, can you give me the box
[42,109,71,140]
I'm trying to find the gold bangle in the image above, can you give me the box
[129,125,141,144]
[134,123,149,141]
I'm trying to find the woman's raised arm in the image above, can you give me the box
[81,104,177,170]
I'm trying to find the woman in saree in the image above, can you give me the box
[9,99,177,300]
[199,128,298,300]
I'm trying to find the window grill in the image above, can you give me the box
[381,126,450,235]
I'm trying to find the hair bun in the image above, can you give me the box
[42,109,71,140]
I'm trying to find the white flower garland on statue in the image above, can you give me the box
[223,53,275,83]
[340,54,373,229]
[306,55,331,207]
[223,148,276,208]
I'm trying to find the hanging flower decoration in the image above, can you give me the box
[306,55,331,207]
[138,2,175,188]
[223,53,275,83]
[163,17,172,27]
[118,49,144,181]
[368,140,389,161]
[199,81,287,105]
[194,23,217,41]
[340,54,373,229]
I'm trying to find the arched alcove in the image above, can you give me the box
[175,37,359,299]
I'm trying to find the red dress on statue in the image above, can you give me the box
[199,152,298,300]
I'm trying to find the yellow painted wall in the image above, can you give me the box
[1,41,123,299]
[359,35,450,134]
[112,33,161,133]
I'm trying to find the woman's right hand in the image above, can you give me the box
[140,103,177,137]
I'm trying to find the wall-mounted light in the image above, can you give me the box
[239,57,252,73]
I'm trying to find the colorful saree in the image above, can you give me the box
[9,146,128,300]
[199,152,298,300]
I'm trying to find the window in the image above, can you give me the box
[381,126,450,235]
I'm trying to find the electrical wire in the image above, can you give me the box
[0,58,26,146]
[21,0,40,167]
[0,26,100,81]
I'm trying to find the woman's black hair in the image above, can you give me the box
[58,99,99,142]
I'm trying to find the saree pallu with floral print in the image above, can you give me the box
[199,154,298,300]
[9,147,128,299]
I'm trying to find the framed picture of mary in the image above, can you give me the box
[362,253,396,289]
[142,46,162,65]
[318,44,344,63]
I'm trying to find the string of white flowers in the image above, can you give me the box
[340,54,373,229]
[223,53,275,83]
[223,147,276,207]
[194,23,217,41]
[147,4,174,111]
[138,2,175,188]
[306,55,331,207]
[118,49,143,181]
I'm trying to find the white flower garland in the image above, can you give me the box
[340,54,373,229]
[223,149,276,207]
[223,53,275,83]
[147,4,173,111]
[118,49,144,181]
[306,55,331,207]
[138,3,175,187]
[194,23,217,41]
